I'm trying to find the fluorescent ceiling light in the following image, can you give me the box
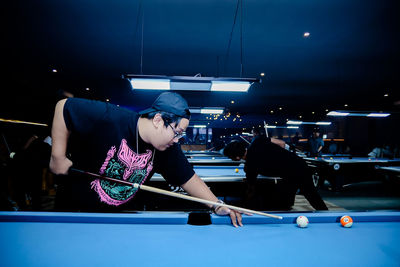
[193,125,207,128]
[200,108,224,114]
[124,74,259,92]
[367,113,390,117]
[266,126,295,129]
[287,120,303,125]
[327,110,391,118]
[210,81,251,92]
[287,120,331,125]
[129,79,170,90]
[327,111,349,116]
[189,108,224,114]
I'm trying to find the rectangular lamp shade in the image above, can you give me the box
[123,74,259,92]
[327,111,349,116]
[200,108,224,114]
[129,79,170,90]
[189,108,224,114]
[286,121,331,125]
[367,113,390,117]
[210,81,251,92]
[287,120,303,125]
[327,111,390,117]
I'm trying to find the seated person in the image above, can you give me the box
[223,135,328,211]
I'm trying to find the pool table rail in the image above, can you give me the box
[1,211,399,225]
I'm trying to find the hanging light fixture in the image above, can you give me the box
[124,0,260,93]
[123,74,259,92]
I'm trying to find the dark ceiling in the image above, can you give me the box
[2,0,400,128]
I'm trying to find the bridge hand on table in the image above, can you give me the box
[215,206,252,228]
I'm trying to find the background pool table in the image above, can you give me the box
[188,158,244,166]
[184,151,243,166]
[149,165,281,206]
[184,151,223,157]
[377,166,400,187]
[185,154,225,158]
[1,211,399,267]
[378,166,400,174]
[304,157,400,190]
[151,165,280,183]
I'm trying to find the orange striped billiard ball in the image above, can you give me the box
[340,215,353,228]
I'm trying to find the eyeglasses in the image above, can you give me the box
[168,124,185,139]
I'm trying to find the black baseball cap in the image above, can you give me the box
[139,92,191,119]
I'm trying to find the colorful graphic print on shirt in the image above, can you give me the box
[91,139,153,206]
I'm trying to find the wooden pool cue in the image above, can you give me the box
[70,168,283,220]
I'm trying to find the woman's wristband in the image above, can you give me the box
[211,199,225,213]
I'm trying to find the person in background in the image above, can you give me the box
[223,135,328,211]
[368,143,393,158]
[308,129,324,157]
[291,132,300,149]
[7,132,52,210]
[328,142,338,155]
[251,128,262,143]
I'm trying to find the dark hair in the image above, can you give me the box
[141,111,184,127]
[223,141,247,159]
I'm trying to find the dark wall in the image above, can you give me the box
[336,115,400,156]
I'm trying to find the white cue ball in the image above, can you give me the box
[296,216,309,228]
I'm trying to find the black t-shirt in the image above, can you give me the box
[245,136,307,184]
[61,98,194,209]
